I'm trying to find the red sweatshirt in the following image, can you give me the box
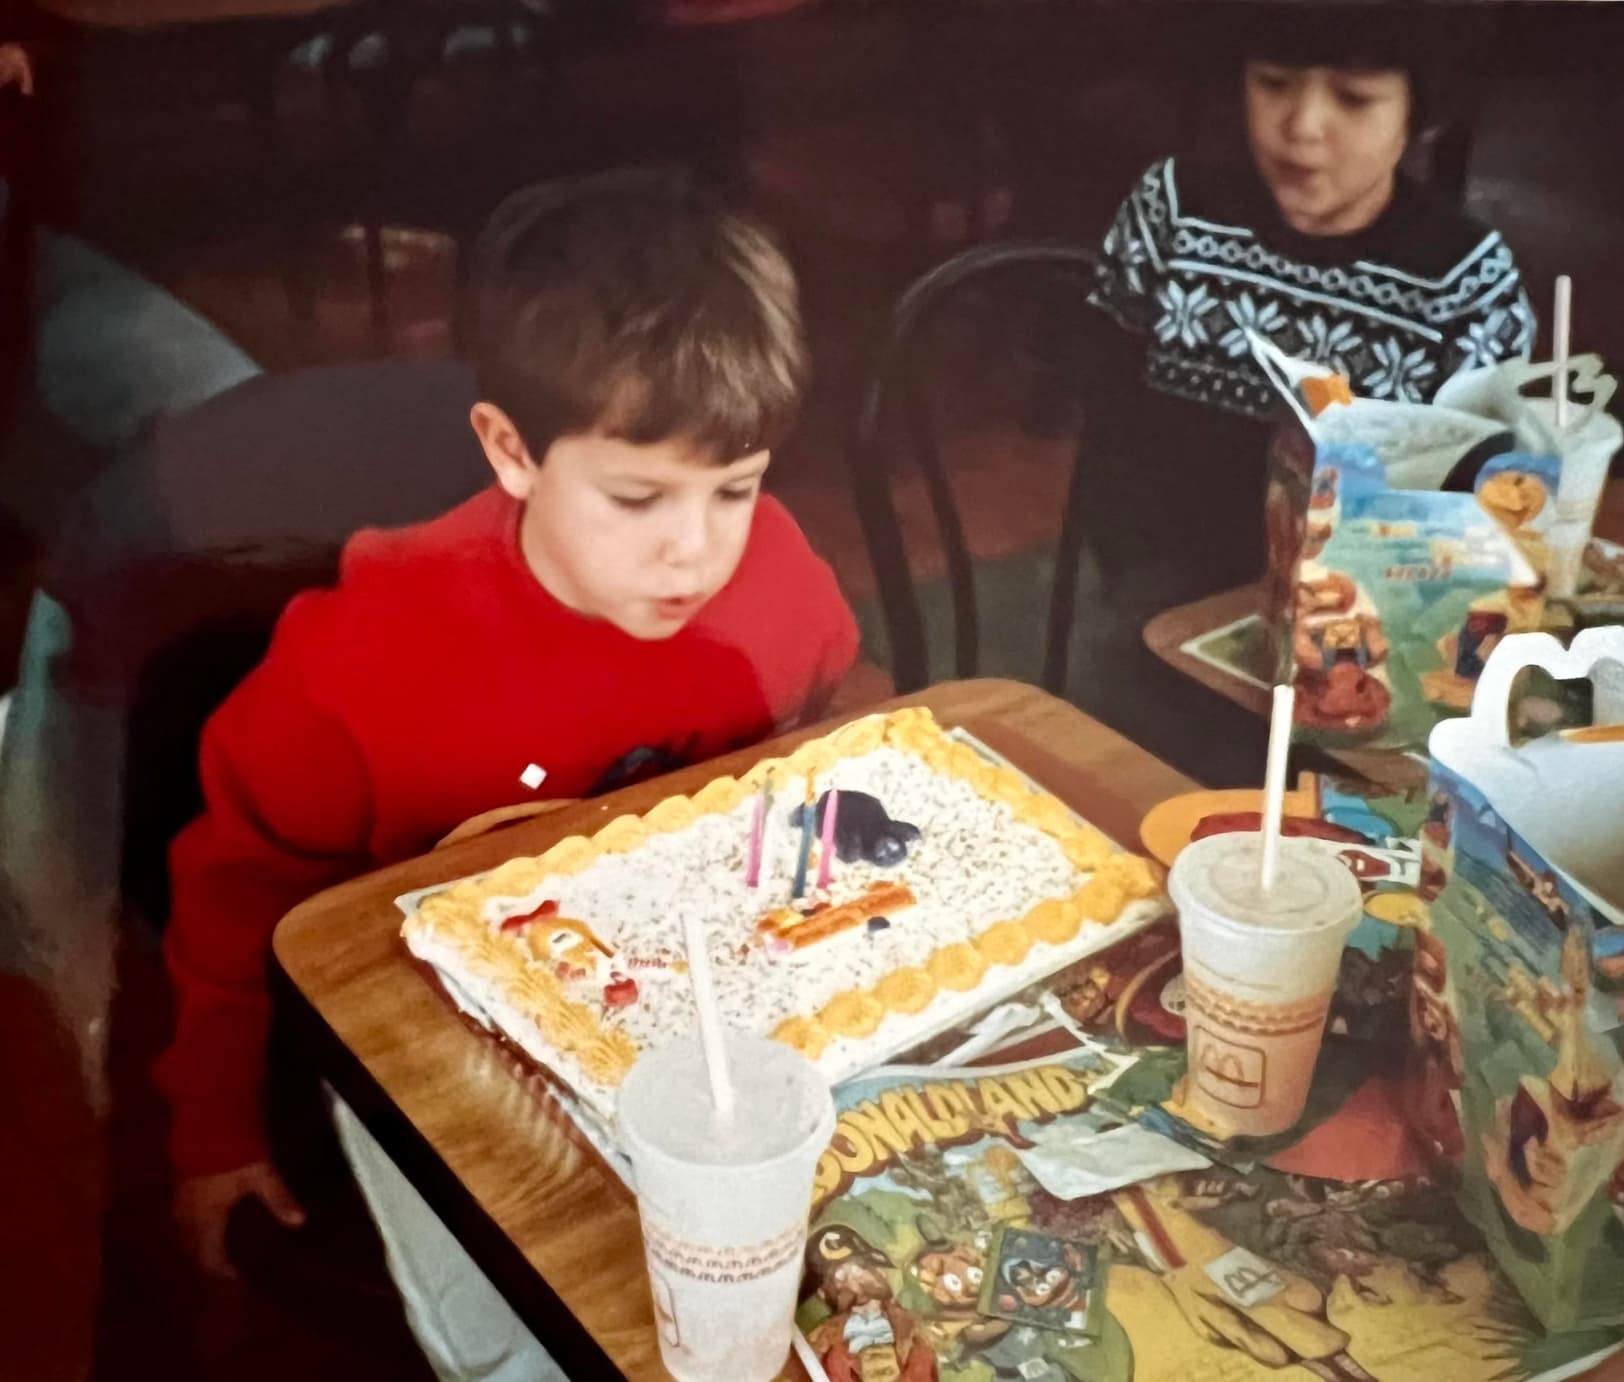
[156,485,858,1174]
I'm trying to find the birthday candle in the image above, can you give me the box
[816,787,840,892]
[744,789,767,888]
[760,775,775,868]
[792,780,817,900]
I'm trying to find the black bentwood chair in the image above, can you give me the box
[847,241,1108,696]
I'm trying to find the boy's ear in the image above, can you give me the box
[471,402,538,500]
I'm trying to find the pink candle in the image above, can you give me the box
[816,788,840,891]
[744,788,767,888]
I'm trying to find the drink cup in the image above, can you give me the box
[618,1031,835,1382]
[1527,398,1623,599]
[1169,832,1363,1138]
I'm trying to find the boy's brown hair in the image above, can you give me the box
[463,166,807,463]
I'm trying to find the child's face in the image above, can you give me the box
[1245,62,1411,236]
[476,405,769,640]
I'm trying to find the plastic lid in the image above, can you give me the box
[1169,833,1363,936]
[618,1031,832,1169]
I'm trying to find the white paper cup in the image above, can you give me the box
[618,1032,835,1382]
[1170,833,1363,1137]
[1528,399,1624,599]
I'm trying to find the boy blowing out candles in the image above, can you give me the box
[156,167,858,1380]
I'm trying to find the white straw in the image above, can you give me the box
[1259,684,1295,893]
[682,914,735,1119]
[1553,274,1572,431]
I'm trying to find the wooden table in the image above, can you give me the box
[1143,583,1432,792]
[272,675,1624,1382]
[272,678,1195,1382]
[1143,583,1273,721]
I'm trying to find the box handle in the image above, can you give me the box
[1471,628,1624,750]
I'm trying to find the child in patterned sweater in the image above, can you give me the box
[1080,10,1535,609]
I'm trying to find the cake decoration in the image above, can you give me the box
[759,880,917,952]
[522,918,615,980]
[603,973,640,1009]
[402,708,1169,1121]
[792,789,920,867]
[494,897,559,930]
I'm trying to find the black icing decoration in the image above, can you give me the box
[790,790,920,867]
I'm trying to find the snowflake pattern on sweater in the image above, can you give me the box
[1092,157,1536,417]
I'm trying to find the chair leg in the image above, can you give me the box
[1043,429,1092,695]
[847,427,929,695]
[241,34,316,331]
[906,386,978,681]
[345,8,419,355]
[354,71,410,355]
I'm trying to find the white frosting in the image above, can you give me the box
[415,931,553,1065]
[406,743,1167,1121]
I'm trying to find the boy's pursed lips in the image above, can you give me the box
[653,593,708,618]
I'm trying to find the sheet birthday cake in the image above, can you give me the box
[401,709,1167,1119]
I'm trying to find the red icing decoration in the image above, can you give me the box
[604,974,639,1009]
[499,898,560,931]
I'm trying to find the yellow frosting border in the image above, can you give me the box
[404,707,1166,1085]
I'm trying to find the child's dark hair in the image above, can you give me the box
[1232,5,1487,136]
[463,166,807,462]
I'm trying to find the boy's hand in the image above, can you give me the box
[0,44,34,96]
[174,1161,306,1278]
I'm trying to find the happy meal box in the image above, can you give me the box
[1255,336,1619,754]
[1411,629,1624,1331]
[1436,354,1622,603]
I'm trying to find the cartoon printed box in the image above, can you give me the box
[1412,629,1624,1332]
[1253,337,1619,755]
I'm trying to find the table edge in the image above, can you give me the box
[268,676,1184,1377]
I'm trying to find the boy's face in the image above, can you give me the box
[1245,62,1411,236]
[474,404,769,640]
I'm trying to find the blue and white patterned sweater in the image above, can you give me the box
[1091,157,1536,418]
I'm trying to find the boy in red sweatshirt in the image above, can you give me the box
[156,169,859,1338]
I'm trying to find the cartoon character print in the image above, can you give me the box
[808,1225,896,1314]
[907,1230,1010,1351]
[1483,929,1624,1237]
[805,1227,938,1382]
[1257,1177,1465,1306]
[1506,847,1573,933]
[1292,567,1392,732]
[1112,1176,1357,1372]
[1416,790,1454,903]
[1108,1171,1472,1376]
[1002,1253,1089,1317]
[911,1241,984,1312]
[813,1300,938,1382]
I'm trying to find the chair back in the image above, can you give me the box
[848,242,1100,695]
[43,359,489,927]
